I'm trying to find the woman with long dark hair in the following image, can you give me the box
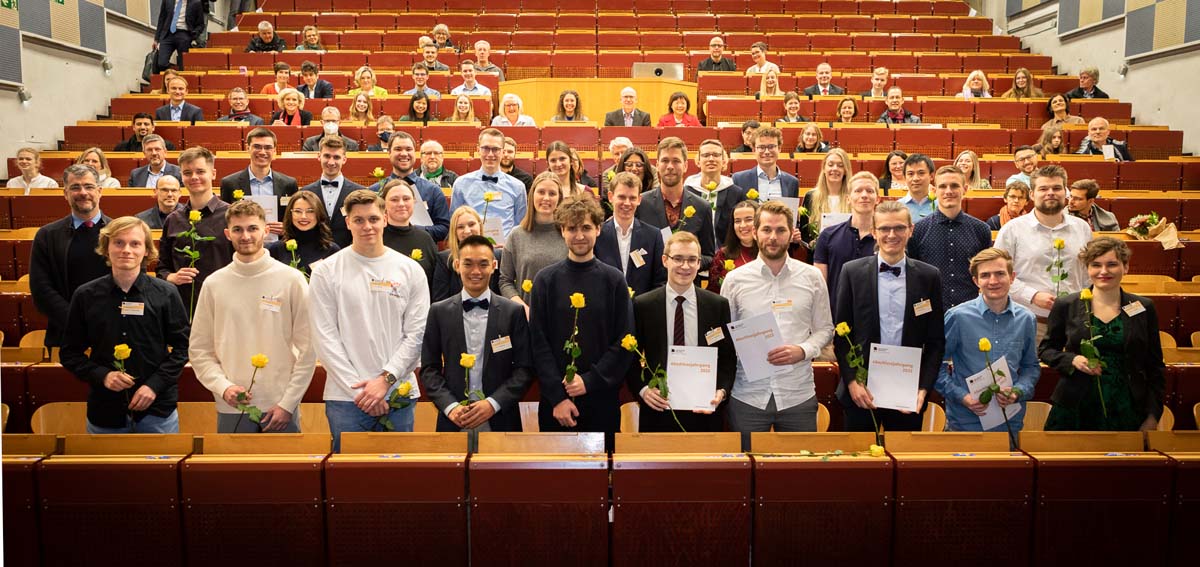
[268,190,339,275]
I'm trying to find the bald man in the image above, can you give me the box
[1075,117,1133,161]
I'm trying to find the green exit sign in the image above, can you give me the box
[0,0,16,10]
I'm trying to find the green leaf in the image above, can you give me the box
[1010,387,1024,399]
[381,417,395,431]
[979,389,993,404]
[570,345,581,358]
[236,392,247,402]
[995,369,1006,377]
[246,406,264,423]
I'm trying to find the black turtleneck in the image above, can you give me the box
[383,223,439,294]
[267,226,339,275]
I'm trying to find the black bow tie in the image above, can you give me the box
[879,264,901,277]
[463,298,489,312]
[481,175,498,183]
[320,179,338,187]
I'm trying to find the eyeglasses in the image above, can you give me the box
[667,255,701,267]
[876,225,910,235]
[250,144,276,152]
[699,152,723,159]
[755,145,779,153]
[421,150,444,156]
[479,146,503,155]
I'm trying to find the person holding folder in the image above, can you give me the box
[629,231,736,432]
[834,200,945,432]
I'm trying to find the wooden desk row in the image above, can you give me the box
[3,431,1198,566]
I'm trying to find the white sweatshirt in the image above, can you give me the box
[189,251,316,414]
[308,246,429,402]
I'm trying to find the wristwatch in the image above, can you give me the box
[383,372,398,385]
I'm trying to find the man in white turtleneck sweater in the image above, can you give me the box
[190,199,316,433]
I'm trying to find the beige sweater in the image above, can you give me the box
[189,251,316,414]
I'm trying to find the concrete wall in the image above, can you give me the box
[984,0,1199,155]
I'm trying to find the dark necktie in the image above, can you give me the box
[320,179,338,187]
[464,298,489,312]
[82,220,94,229]
[673,296,686,346]
[481,175,498,183]
[879,263,901,277]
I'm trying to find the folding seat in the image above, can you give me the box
[508,31,554,51]
[598,31,640,51]
[639,15,678,31]
[859,0,896,14]
[826,53,871,74]
[673,0,712,13]
[718,126,745,151]
[550,52,598,79]
[1125,241,1180,278]
[275,13,315,31]
[436,14,476,32]
[26,366,89,415]
[808,33,853,51]
[979,35,1021,52]
[834,126,895,154]
[319,51,366,72]
[953,17,993,34]
[1109,198,1179,233]
[704,98,761,124]
[0,240,16,280]
[757,15,796,33]
[783,0,822,13]
[918,98,972,124]
[668,127,721,153]
[962,54,1006,74]
[962,195,1002,220]
[678,15,718,32]
[913,16,954,34]
[894,127,953,158]
[770,33,812,51]
[794,15,836,33]
[597,52,644,78]
[916,52,962,73]
[1010,128,1043,149]
[851,33,894,51]
[952,127,1010,155]
[106,157,141,184]
[820,0,857,14]
[274,52,319,72]
[895,1,934,15]
[503,51,552,80]
[340,158,389,187]
[934,34,978,52]
[601,127,659,151]
[556,0,596,12]
[466,31,511,51]
[834,15,875,33]
[642,51,691,72]
[264,125,304,152]
[842,73,878,96]
[724,32,763,50]
[711,0,749,13]
[419,124,480,153]
[397,12,438,32]
[716,15,757,33]
[1005,53,1053,74]
[185,51,231,72]
[407,0,445,11]
[640,32,684,51]
[206,32,246,49]
[789,155,822,186]
[1126,130,1185,161]
[556,14,596,30]
[598,13,638,31]
[1074,99,1133,125]
[1117,161,1183,191]
[543,126,600,155]
[1061,127,1089,152]
[754,0,787,13]
[873,52,919,74]
[184,124,246,152]
[498,127,540,153]
[698,74,751,97]
[1174,366,1200,427]
[932,0,971,15]
[1037,75,1077,95]
[63,125,126,152]
[554,32,598,50]
[874,15,915,33]
[228,51,274,72]
[1179,242,1200,280]
[515,13,555,31]
[331,0,369,11]
[1181,161,1200,192]
[0,293,21,344]
[237,13,274,30]
[1060,159,1118,189]
[19,294,48,333]
[973,100,1029,129]
[893,34,936,52]
[316,13,357,31]
[381,31,423,50]
[149,125,185,149]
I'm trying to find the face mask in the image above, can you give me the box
[323,122,339,135]
[378,131,392,143]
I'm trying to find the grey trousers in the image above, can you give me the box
[217,409,301,433]
[728,394,818,450]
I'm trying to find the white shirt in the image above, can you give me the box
[994,212,1093,317]
[319,174,345,215]
[639,284,699,397]
[720,257,834,411]
[614,218,634,274]
[144,168,166,189]
[451,83,492,96]
[6,174,58,193]
[444,289,501,420]
[746,62,781,76]
[757,166,784,200]
[309,247,430,402]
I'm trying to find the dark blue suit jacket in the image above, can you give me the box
[297,80,335,100]
[128,163,183,188]
[595,218,668,296]
[154,102,205,124]
[731,167,800,199]
[635,188,715,270]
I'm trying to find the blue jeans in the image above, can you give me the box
[87,410,180,434]
[325,400,414,453]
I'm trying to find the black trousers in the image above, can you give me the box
[843,403,924,432]
[156,30,191,73]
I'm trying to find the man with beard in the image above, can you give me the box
[136,175,187,229]
[499,136,534,191]
[636,137,715,270]
[115,113,177,152]
[128,135,182,188]
[721,201,834,447]
[368,131,450,243]
[29,164,114,349]
[995,164,1092,341]
[421,140,460,190]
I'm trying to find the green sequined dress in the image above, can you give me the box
[1045,316,1142,431]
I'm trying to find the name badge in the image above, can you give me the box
[771,299,793,313]
[630,248,646,268]
[913,299,933,317]
[705,327,725,345]
[120,302,145,316]
[370,279,395,293]
[279,196,290,207]
[1123,301,1145,317]
[259,297,282,313]
[491,336,513,353]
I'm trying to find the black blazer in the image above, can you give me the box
[154,0,205,42]
[270,109,314,126]
[300,177,365,248]
[154,102,205,123]
[1038,289,1165,421]
[29,214,113,346]
[603,108,652,127]
[128,163,183,188]
[219,168,300,220]
[833,255,945,408]
[419,294,535,432]
[629,286,736,427]
[635,188,716,270]
[686,184,748,245]
[595,218,668,296]
[803,84,846,97]
[297,80,334,100]
[1065,86,1110,100]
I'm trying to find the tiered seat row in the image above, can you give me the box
[248,0,973,16]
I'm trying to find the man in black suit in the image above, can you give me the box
[834,200,945,432]
[135,175,186,230]
[154,76,205,123]
[596,172,667,296]
[29,164,113,349]
[630,231,735,432]
[301,136,363,248]
[636,137,716,270]
[127,135,182,188]
[603,87,652,127]
[1064,66,1109,100]
[219,127,299,235]
[114,113,176,152]
[421,235,535,433]
[802,63,846,97]
[217,88,265,125]
[153,0,205,73]
[297,61,334,100]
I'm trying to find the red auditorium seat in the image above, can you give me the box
[963,195,1002,220]
[834,15,875,33]
[601,127,659,152]
[417,125,480,153]
[62,125,126,151]
[920,99,973,124]
[952,128,1010,155]
[598,31,640,51]
[550,53,597,78]
[1180,162,1200,193]
[973,100,1028,129]
[1125,240,1180,278]
[827,53,872,72]
[364,51,410,71]
[109,97,163,120]
[962,53,1007,74]
[462,32,510,51]
[716,14,756,32]
[849,33,892,51]
[895,0,933,14]
[1006,53,1052,74]
[556,13,597,29]
[914,16,955,34]
[710,0,749,13]
[704,99,761,124]
[758,15,796,32]
[933,1,971,16]
[1116,161,1182,191]
[954,16,993,34]
[264,125,303,152]
[339,30,382,51]
[184,125,246,152]
[0,240,16,281]
[917,52,963,73]
[894,128,953,158]
[501,127,540,154]
[813,98,854,122]
[26,364,90,414]
[1057,160,1117,189]
[543,127,600,155]
[776,52,823,72]
[1126,130,1185,161]
[677,14,717,31]
[1038,76,1077,95]
[513,13,553,31]
[891,34,933,52]
[0,293,22,344]
[504,51,552,80]
[639,14,678,31]
[12,239,32,279]
[510,31,555,51]
[1074,100,1133,124]
[1108,198,1178,231]
[641,32,684,51]
[237,13,273,30]
[554,31,598,50]
[597,52,644,78]
[1180,246,1200,281]
[834,127,895,154]
[354,13,395,29]
[936,34,979,52]
[874,15,915,33]
[807,33,853,51]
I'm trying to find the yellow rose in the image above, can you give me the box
[113,344,132,361]
[869,444,885,457]
[483,191,497,202]
[1079,288,1093,301]
[621,334,638,352]
[396,381,412,397]
[372,166,386,178]
[628,286,634,298]
[460,353,476,369]
[835,322,851,337]
[570,292,586,309]
[188,210,202,223]
[724,259,736,271]
[411,249,423,261]
[606,170,615,181]
[522,279,533,293]
[978,338,992,352]
[285,239,298,251]
[251,353,269,368]
[798,206,809,217]
[1053,238,1065,250]
[684,205,696,218]
[746,189,759,200]
[705,181,717,190]
[232,190,244,201]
